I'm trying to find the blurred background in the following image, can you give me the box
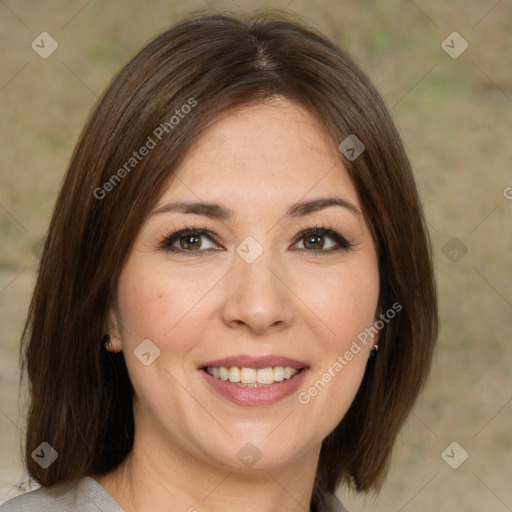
[0,1,510,510]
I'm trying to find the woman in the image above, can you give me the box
[1,10,437,512]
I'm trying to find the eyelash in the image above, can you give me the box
[158,223,354,257]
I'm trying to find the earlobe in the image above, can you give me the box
[103,307,123,353]
[103,334,122,353]
[370,313,381,355]
[368,334,379,358]
[372,330,380,351]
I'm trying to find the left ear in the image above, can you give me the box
[102,306,123,353]
[104,306,121,339]
[370,311,382,351]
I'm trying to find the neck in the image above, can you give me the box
[92,426,321,512]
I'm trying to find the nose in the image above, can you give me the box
[221,246,294,334]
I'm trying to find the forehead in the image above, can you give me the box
[160,99,360,212]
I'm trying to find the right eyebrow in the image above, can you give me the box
[150,201,233,220]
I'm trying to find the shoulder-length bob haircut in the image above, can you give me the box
[20,9,437,506]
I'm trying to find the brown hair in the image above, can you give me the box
[20,9,437,508]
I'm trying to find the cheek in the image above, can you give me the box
[295,262,380,348]
[296,269,378,428]
[116,262,212,341]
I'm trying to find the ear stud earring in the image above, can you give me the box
[103,335,122,353]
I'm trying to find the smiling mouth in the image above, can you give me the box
[202,365,304,387]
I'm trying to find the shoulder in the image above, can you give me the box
[0,477,123,512]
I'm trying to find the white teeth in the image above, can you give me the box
[274,366,285,382]
[219,367,229,381]
[257,367,275,385]
[228,366,241,382]
[205,365,301,385]
[284,367,294,379]
[241,367,257,384]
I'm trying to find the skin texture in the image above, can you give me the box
[91,99,380,512]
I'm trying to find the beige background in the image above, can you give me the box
[0,1,511,510]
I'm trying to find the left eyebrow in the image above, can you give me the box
[150,196,361,220]
[286,197,361,217]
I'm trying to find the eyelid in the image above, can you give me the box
[158,224,354,255]
[158,226,221,254]
[291,226,354,252]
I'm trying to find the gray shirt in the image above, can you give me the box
[0,476,349,511]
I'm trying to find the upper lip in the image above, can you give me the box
[200,355,310,370]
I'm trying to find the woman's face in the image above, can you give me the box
[108,99,380,472]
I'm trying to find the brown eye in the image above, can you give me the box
[293,227,353,253]
[160,228,219,254]
[179,233,203,250]
[302,233,328,250]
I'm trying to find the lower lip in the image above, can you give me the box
[200,368,310,407]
